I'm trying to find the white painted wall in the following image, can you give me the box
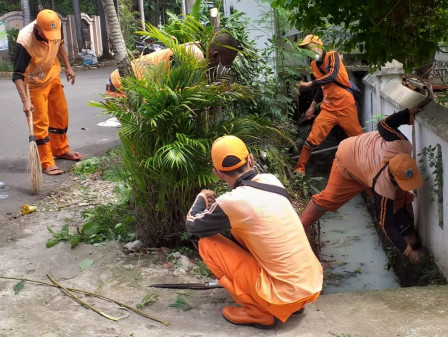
[362,64,448,278]
[222,0,273,54]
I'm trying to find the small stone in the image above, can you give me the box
[123,240,143,252]
[160,246,171,254]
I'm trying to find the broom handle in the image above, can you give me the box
[25,84,34,137]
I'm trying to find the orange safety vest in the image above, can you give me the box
[336,132,413,200]
[110,43,204,90]
[216,173,323,305]
[16,21,62,89]
[311,50,354,111]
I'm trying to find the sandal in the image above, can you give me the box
[55,150,82,161]
[43,166,63,176]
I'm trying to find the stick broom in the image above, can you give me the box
[26,85,42,193]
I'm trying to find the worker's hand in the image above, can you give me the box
[408,249,421,266]
[297,81,312,91]
[65,67,76,85]
[23,100,34,118]
[305,106,315,120]
[199,189,216,205]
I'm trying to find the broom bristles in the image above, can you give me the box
[26,84,42,194]
[28,140,42,193]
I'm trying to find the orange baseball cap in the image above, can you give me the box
[36,9,61,41]
[389,154,423,191]
[211,135,249,171]
[298,34,323,48]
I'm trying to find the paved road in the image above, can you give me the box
[0,66,120,220]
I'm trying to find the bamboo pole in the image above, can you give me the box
[47,274,119,322]
[0,275,169,326]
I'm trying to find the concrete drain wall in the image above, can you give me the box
[318,195,400,294]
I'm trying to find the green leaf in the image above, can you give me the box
[13,280,25,295]
[46,238,61,248]
[70,235,82,248]
[82,222,102,236]
[78,259,94,271]
[60,224,69,239]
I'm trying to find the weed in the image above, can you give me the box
[364,113,385,131]
[46,200,136,248]
[287,172,325,200]
[166,252,181,267]
[73,157,101,176]
[46,224,73,248]
[436,90,448,105]
[193,261,212,277]
[136,293,159,309]
[13,280,25,295]
[418,144,443,203]
[169,294,192,311]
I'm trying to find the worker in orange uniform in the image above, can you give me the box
[300,104,427,265]
[295,34,363,175]
[106,32,238,97]
[13,9,81,176]
[186,136,323,329]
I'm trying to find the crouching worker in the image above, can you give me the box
[186,136,323,329]
[300,104,427,265]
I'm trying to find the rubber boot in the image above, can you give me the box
[300,201,326,229]
[219,276,275,329]
[222,296,275,329]
[294,145,312,175]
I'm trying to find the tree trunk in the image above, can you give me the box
[100,0,129,76]
[72,0,84,52]
[20,0,31,26]
[96,0,112,58]
[36,0,43,12]
[138,0,145,30]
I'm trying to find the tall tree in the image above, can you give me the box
[270,0,448,71]
[138,0,145,30]
[72,0,84,52]
[100,0,128,74]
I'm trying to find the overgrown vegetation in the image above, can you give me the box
[362,192,447,287]
[95,10,296,247]
[270,0,448,71]
[418,144,443,204]
[46,153,137,249]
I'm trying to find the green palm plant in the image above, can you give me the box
[94,19,295,247]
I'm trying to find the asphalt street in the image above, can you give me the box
[0,66,120,221]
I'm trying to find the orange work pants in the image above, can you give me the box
[30,77,70,170]
[199,234,320,323]
[312,158,368,211]
[306,104,363,147]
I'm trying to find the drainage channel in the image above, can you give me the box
[318,194,400,294]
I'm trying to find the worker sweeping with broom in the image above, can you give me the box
[12,9,82,178]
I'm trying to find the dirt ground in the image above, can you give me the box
[0,172,238,337]
[2,169,448,337]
